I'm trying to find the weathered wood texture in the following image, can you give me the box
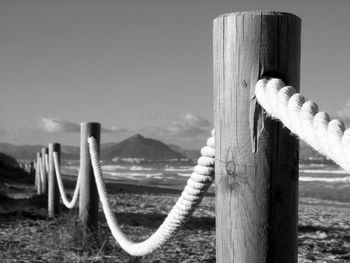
[41,147,48,194]
[48,143,60,218]
[36,152,42,195]
[214,11,301,263]
[29,161,35,177]
[79,122,100,234]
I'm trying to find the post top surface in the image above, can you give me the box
[81,122,101,127]
[214,11,300,21]
[48,142,61,148]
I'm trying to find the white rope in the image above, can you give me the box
[87,132,215,256]
[256,77,350,173]
[53,152,81,209]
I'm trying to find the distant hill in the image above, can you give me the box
[299,141,321,160]
[0,143,80,160]
[0,152,19,168]
[0,136,329,163]
[101,134,185,161]
[0,136,186,161]
[0,152,33,184]
[168,144,200,159]
[299,141,333,163]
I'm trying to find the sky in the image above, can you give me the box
[0,0,350,149]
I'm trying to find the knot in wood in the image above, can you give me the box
[226,160,236,176]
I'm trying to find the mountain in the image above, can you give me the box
[0,143,43,160]
[299,141,321,160]
[168,144,200,159]
[0,152,19,168]
[0,135,186,161]
[0,136,328,163]
[101,134,185,161]
[299,141,333,163]
[0,151,33,184]
[0,143,80,160]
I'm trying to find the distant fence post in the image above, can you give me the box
[29,160,35,177]
[79,122,101,236]
[36,152,42,195]
[213,11,301,262]
[48,143,60,218]
[41,147,48,194]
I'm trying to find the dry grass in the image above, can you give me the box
[1,181,350,262]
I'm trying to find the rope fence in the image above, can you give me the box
[30,75,350,256]
[32,125,215,256]
[20,10,350,263]
[87,132,214,256]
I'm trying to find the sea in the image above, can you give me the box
[60,159,350,196]
[61,159,198,191]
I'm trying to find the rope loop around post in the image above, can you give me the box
[87,131,215,256]
[255,77,350,173]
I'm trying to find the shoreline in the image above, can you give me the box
[60,173,215,196]
[1,173,350,262]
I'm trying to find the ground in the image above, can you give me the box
[1,179,350,262]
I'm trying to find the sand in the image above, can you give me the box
[0,174,350,262]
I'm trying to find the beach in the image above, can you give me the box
[1,163,350,262]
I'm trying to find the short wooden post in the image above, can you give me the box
[24,162,29,173]
[30,161,35,177]
[36,153,42,194]
[48,143,60,218]
[41,147,48,194]
[79,122,100,236]
[214,11,301,262]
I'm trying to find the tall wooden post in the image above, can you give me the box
[41,147,48,194]
[214,11,301,262]
[36,152,42,195]
[79,122,100,235]
[48,143,60,218]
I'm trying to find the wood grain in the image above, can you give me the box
[79,122,100,235]
[48,143,60,218]
[36,152,42,195]
[214,11,301,263]
[41,147,48,194]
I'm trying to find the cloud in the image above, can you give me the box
[102,126,129,133]
[165,113,212,137]
[38,118,80,133]
[38,117,128,133]
[138,113,213,148]
[334,102,350,127]
[0,126,12,135]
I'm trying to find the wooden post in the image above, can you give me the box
[214,11,301,263]
[79,122,100,235]
[30,161,35,177]
[48,143,60,218]
[24,162,29,173]
[41,147,48,194]
[36,153,42,195]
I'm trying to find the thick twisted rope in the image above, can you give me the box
[256,78,350,173]
[87,131,215,256]
[53,152,81,209]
